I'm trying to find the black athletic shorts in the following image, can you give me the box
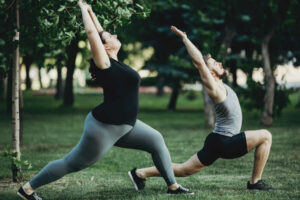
[197,132,248,166]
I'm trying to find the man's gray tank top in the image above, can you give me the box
[212,84,242,137]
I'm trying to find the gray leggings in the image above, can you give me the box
[30,112,176,189]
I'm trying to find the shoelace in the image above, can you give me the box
[178,185,189,192]
[257,180,266,185]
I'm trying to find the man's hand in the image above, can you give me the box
[171,26,187,39]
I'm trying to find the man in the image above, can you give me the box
[128,26,272,191]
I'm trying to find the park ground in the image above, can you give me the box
[0,90,300,200]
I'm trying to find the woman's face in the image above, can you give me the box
[102,31,121,52]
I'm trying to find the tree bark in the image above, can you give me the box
[156,75,164,96]
[6,66,12,114]
[38,67,43,89]
[217,25,236,62]
[55,65,63,100]
[229,60,238,88]
[23,55,32,90]
[168,80,181,110]
[203,87,215,128]
[260,33,275,126]
[0,70,5,102]
[12,0,21,182]
[63,37,79,106]
[19,89,24,147]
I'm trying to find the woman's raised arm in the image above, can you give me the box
[78,0,110,69]
[87,6,104,33]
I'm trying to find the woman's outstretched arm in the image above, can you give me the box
[87,6,104,33]
[78,0,110,69]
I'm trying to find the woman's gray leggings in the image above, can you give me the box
[30,112,176,189]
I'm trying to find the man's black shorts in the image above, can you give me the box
[197,132,248,166]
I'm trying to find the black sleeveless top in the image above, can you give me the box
[92,58,141,126]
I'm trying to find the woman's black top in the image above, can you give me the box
[92,58,141,126]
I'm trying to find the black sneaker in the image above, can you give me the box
[167,184,194,195]
[128,168,146,191]
[247,180,272,191]
[17,187,42,200]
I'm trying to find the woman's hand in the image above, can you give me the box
[78,0,83,7]
[78,0,90,10]
[171,26,187,39]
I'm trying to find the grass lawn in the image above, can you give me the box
[0,90,300,200]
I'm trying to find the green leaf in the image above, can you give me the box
[58,6,65,12]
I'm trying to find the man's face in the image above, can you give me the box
[206,57,225,78]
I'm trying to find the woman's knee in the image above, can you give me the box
[149,132,168,153]
[64,159,86,173]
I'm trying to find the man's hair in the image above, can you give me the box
[203,54,211,66]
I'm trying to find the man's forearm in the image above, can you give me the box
[182,37,216,91]
[182,37,206,67]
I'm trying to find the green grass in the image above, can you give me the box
[0,90,300,200]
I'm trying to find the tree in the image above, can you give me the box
[0,67,5,102]
[63,36,79,106]
[253,0,290,126]
[11,0,21,182]
[22,55,32,90]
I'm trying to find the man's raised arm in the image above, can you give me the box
[171,26,217,92]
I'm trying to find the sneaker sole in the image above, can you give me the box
[128,171,139,191]
[17,192,28,200]
[167,192,195,195]
[167,192,195,196]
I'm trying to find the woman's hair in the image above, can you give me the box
[99,31,106,44]
[89,59,98,81]
[88,31,107,81]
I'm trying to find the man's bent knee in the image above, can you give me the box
[261,129,272,144]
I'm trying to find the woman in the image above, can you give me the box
[17,1,192,199]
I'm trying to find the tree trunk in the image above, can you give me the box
[229,60,238,88]
[156,76,164,96]
[261,33,275,126]
[23,55,32,90]
[217,25,236,62]
[19,89,24,147]
[168,80,180,110]
[0,70,5,102]
[55,66,63,99]
[12,0,21,182]
[63,37,79,106]
[203,87,215,128]
[38,67,43,89]
[6,66,12,114]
